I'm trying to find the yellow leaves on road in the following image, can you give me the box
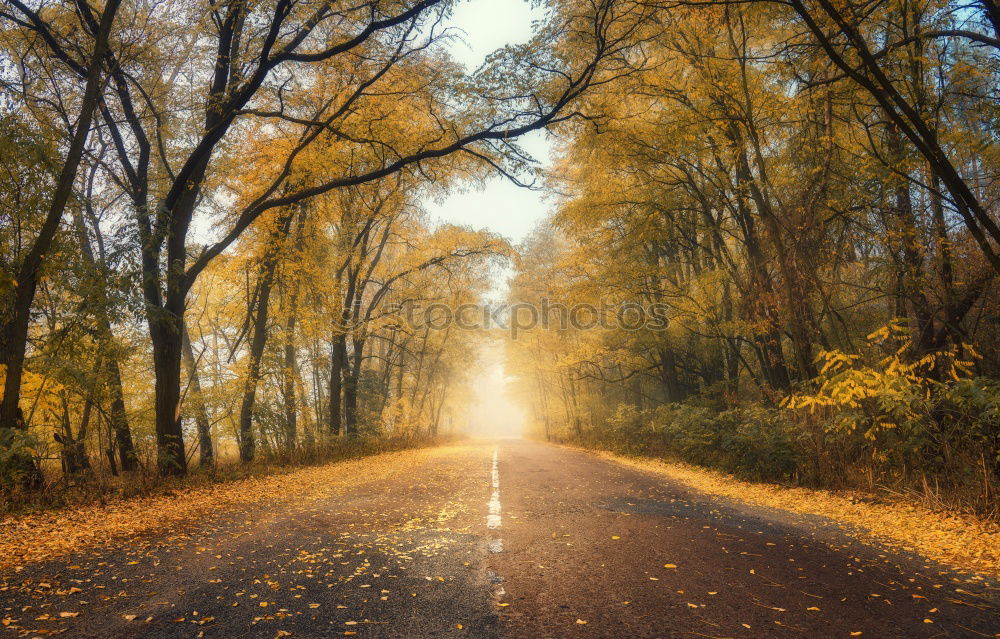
[599,451,1000,578]
[0,446,473,571]
[575,618,588,624]
[663,563,677,569]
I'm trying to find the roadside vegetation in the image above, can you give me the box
[506,0,1000,520]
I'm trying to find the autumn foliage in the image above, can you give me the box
[505,0,1000,516]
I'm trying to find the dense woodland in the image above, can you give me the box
[1,0,998,518]
[0,0,639,499]
[507,0,1000,515]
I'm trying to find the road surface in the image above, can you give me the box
[1,440,997,638]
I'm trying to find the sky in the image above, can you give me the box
[425,0,557,437]
[423,0,555,246]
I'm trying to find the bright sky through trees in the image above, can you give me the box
[424,0,552,438]
[425,0,554,248]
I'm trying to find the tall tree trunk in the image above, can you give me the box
[657,348,684,403]
[106,356,138,471]
[73,205,138,471]
[150,318,186,476]
[329,258,359,436]
[535,369,551,441]
[723,131,791,391]
[0,0,121,488]
[281,210,306,451]
[237,211,294,462]
[55,389,91,475]
[344,337,365,435]
[181,324,213,466]
[722,281,741,396]
[283,293,299,451]
[431,387,446,437]
[329,333,346,435]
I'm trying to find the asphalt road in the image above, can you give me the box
[1,440,998,638]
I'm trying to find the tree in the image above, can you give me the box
[0,0,122,485]
[2,0,651,476]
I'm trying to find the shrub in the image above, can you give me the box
[594,402,797,482]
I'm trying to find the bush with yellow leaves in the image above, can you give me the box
[785,322,999,510]
[580,323,999,515]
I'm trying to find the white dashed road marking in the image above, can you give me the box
[487,447,502,552]
[488,448,501,530]
[486,448,506,604]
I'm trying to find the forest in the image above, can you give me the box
[506,0,1000,517]
[1,0,998,523]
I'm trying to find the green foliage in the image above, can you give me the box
[0,427,41,487]
[598,402,797,482]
